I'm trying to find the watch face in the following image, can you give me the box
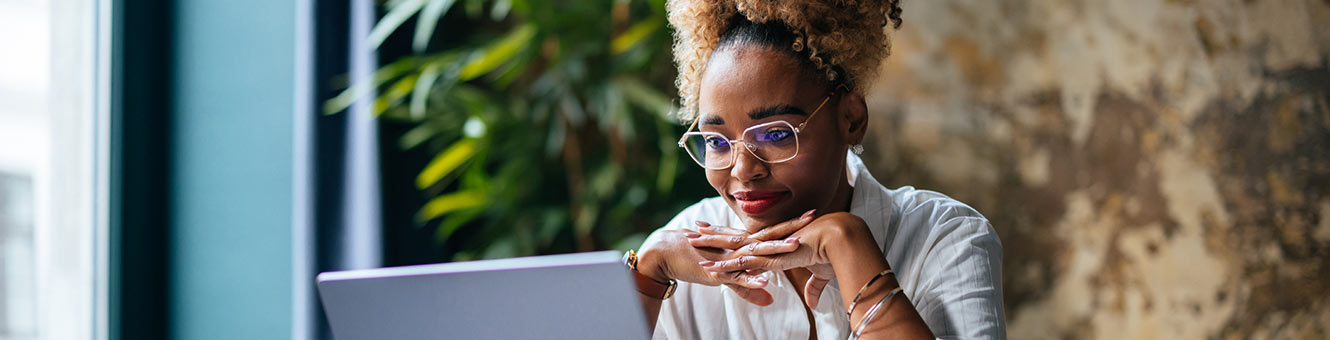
[622,250,636,270]
[663,280,677,299]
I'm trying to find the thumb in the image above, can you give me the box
[802,277,829,309]
[725,284,774,306]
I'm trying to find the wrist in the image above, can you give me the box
[819,213,887,270]
[635,246,671,283]
[816,213,870,257]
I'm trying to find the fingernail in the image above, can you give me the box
[752,277,768,284]
[684,232,701,238]
[802,209,816,219]
[698,261,715,267]
[695,221,711,228]
[785,237,799,243]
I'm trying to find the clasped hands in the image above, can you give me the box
[639,210,863,309]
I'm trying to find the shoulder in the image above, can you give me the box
[888,186,986,221]
[881,187,1007,338]
[887,185,997,244]
[877,185,1002,284]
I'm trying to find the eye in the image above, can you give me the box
[757,128,794,143]
[704,136,730,149]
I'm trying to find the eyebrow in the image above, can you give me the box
[699,104,809,126]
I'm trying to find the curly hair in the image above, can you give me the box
[667,0,903,120]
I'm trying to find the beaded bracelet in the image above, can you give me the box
[846,269,894,317]
[849,286,903,340]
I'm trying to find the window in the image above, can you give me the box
[0,0,108,339]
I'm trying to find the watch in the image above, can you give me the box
[623,249,677,300]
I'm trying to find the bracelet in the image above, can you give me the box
[846,269,894,317]
[849,286,903,340]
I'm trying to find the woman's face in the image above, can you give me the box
[695,45,863,230]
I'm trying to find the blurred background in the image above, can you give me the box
[0,0,1326,339]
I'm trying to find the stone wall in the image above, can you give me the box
[862,0,1330,338]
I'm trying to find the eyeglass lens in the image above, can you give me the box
[682,121,799,169]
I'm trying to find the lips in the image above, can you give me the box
[730,190,789,215]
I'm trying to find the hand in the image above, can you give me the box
[680,209,816,302]
[693,212,867,309]
[636,229,777,306]
[682,209,820,275]
[684,209,820,249]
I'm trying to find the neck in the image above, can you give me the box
[823,164,855,215]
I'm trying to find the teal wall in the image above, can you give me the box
[170,0,297,338]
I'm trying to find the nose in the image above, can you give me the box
[728,143,769,182]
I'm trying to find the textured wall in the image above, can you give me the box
[862,0,1330,338]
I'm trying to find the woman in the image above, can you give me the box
[625,0,1005,339]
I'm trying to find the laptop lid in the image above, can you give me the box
[316,250,649,339]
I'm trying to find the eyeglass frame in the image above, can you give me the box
[676,84,849,170]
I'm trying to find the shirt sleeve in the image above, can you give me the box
[909,216,1007,339]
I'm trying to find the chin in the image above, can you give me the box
[729,205,796,231]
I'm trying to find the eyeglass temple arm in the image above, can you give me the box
[683,83,848,141]
[797,84,849,131]
[678,115,700,146]
[796,93,834,132]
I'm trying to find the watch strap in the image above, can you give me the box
[624,250,677,300]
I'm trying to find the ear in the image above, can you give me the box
[837,91,869,146]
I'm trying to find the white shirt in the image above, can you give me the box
[651,153,1006,339]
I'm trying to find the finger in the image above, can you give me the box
[698,224,748,236]
[725,284,774,306]
[734,237,800,256]
[687,234,754,249]
[749,209,817,241]
[702,255,775,273]
[705,267,769,288]
[803,277,830,309]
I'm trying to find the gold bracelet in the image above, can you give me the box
[846,269,894,317]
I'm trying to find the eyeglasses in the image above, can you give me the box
[677,90,840,170]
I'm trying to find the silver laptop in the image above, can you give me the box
[316,251,649,339]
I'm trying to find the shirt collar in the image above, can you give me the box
[846,151,894,250]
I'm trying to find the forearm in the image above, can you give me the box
[635,245,671,334]
[824,220,934,339]
[638,293,662,333]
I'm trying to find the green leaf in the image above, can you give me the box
[413,0,458,53]
[434,206,485,242]
[480,237,517,259]
[614,76,675,120]
[655,119,679,192]
[544,117,565,157]
[398,123,438,149]
[416,138,477,189]
[323,56,425,115]
[373,73,421,116]
[611,16,662,55]
[417,189,486,221]
[410,62,443,118]
[463,0,485,17]
[573,204,599,244]
[459,24,537,81]
[589,161,621,199]
[489,0,512,21]
[369,0,429,50]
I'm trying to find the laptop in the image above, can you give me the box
[316,251,650,339]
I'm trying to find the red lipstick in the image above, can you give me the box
[731,190,788,215]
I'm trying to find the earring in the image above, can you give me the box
[851,144,864,155]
